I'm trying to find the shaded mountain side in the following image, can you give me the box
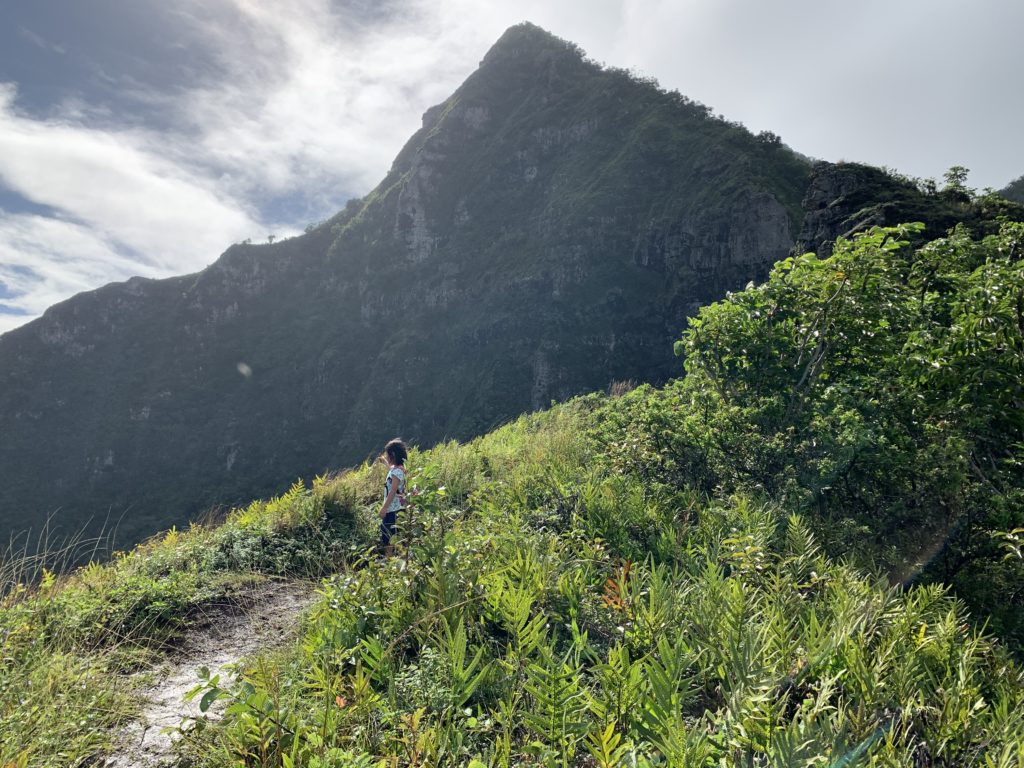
[1002,174,1024,204]
[1,23,1020,550]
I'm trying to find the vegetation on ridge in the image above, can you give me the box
[610,220,1024,646]
[173,401,1023,767]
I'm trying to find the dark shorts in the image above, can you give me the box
[380,509,401,546]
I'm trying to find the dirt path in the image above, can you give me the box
[104,579,317,768]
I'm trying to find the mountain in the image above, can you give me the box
[0,24,810,547]
[1,23,1018,550]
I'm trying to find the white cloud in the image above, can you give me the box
[0,88,260,269]
[0,215,133,332]
[18,26,66,56]
[168,0,492,200]
[0,81,266,332]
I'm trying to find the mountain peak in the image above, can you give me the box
[481,22,585,65]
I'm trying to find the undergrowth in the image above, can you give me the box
[2,380,1022,767]
[167,402,1023,767]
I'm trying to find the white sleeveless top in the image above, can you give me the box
[384,466,406,514]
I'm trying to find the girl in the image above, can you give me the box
[378,438,408,555]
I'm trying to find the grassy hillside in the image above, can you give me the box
[3,220,1023,767]
[4,402,1023,767]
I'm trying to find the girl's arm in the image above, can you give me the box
[380,475,400,518]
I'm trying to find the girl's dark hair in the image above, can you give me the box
[383,438,408,466]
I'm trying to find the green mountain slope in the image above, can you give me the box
[3,405,1022,766]
[0,23,811,549]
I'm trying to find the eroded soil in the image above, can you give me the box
[104,579,316,768]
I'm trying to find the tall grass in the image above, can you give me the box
[173,401,1024,767]
[0,462,382,766]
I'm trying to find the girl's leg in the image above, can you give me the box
[380,512,397,556]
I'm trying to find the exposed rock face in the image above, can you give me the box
[792,161,1024,258]
[0,23,815,547]
[795,162,889,257]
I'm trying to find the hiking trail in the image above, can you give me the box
[103,579,316,768]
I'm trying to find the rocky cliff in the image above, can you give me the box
[796,161,1024,257]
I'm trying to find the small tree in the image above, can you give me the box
[942,165,974,201]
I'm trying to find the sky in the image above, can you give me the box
[1,0,1021,333]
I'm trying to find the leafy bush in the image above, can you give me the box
[601,222,1024,646]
